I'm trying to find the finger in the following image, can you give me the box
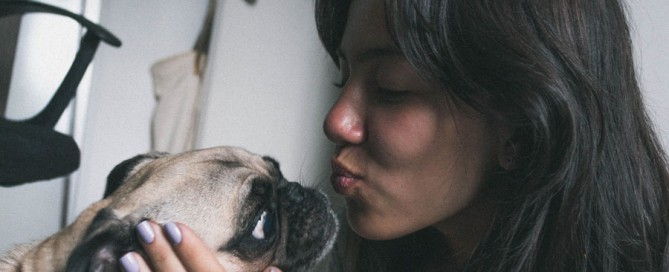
[117,251,282,272]
[119,252,152,272]
[136,220,186,272]
[163,222,227,271]
[264,267,283,272]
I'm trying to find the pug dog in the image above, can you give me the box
[0,146,338,272]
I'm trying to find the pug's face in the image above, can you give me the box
[66,146,338,272]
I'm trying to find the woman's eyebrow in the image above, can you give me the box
[336,46,403,63]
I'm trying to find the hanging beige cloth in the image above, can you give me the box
[150,51,205,153]
[150,0,216,153]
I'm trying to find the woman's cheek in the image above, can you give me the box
[372,108,442,163]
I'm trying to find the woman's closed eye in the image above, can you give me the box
[331,80,412,104]
[376,87,411,104]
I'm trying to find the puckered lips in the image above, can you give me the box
[330,159,363,195]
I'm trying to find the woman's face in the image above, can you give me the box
[324,0,502,240]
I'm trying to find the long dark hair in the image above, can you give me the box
[316,0,669,271]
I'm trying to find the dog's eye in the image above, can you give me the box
[251,210,274,240]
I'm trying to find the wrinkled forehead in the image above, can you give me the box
[125,146,281,195]
[172,146,275,175]
[112,146,281,218]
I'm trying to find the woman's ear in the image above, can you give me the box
[496,126,520,171]
[498,140,519,170]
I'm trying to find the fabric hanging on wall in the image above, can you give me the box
[150,0,215,153]
[149,51,205,153]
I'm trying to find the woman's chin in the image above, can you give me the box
[346,207,416,241]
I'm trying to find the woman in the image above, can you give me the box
[317,0,669,270]
[122,0,669,271]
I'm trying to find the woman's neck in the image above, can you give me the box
[432,194,499,269]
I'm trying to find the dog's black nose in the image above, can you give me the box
[282,181,305,203]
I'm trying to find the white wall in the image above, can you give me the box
[196,0,338,188]
[71,0,209,220]
[628,0,669,150]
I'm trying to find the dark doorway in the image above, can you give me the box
[0,0,25,117]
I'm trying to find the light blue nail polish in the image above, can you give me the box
[164,222,182,245]
[119,252,139,272]
[136,221,155,244]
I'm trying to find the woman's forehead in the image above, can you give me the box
[339,0,395,61]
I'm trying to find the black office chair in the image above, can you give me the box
[0,1,121,186]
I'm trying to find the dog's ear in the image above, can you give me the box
[262,156,284,180]
[104,152,169,198]
[65,208,139,272]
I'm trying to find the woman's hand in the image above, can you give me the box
[119,220,281,272]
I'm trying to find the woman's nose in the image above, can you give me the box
[323,88,365,145]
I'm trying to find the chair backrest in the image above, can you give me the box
[0,1,121,185]
[0,1,122,127]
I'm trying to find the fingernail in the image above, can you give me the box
[164,222,182,245]
[119,252,139,272]
[136,221,155,244]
